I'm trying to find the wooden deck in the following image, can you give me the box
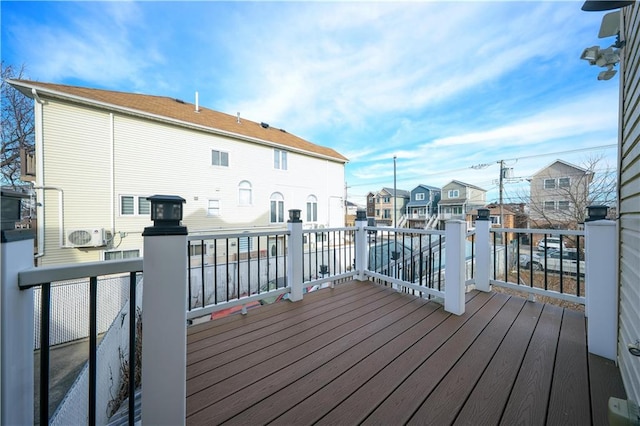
[185,280,626,425]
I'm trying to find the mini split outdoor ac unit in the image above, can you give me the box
[66,228,107,248]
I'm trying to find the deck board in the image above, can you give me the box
[185,280,625,426]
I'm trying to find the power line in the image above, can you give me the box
[347,144,617,189]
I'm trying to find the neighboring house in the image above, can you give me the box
[467,203,528,243]
[437,180,486,228]
[528,159,593,229]
[8,80,348,266]
[406,184,441,229]
[614,0,640,408]
[344,200,361,227]
[370,187,410,227]
[365,192,376,218]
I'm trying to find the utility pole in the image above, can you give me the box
[393,155,397,228]
[498,160,505,229]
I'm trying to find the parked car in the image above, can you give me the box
[519,249,585,276]
[537,237,567,252]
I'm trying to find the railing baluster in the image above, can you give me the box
[128,271,137,426]
[40,282,51,426]
[89,276,97,426]
[200,240,205,308]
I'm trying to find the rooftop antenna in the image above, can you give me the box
[195,91,200,113]
[237,112,241,124]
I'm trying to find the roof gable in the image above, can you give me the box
[9,80,348,163]
[532,159,590,177]
[443,180,487,192]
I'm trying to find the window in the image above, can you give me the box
[415,193,425,201]
[383,209,391,219]
[544,179,556,189]
[558,177,570,188]
[189,243,206,257]
[105,249,140,260]
[207,199,221,216]
[120,195,150,216]
[383,197,390,203]
[274,149,288,170]
[239,237,252,253]
[238,181,252,205]
[452,206,463,215]
[306,195,318,222]
[212,150,229,167]
[448,189,459,198]
[544,201,556,211]
[558,200,570,210]
[270,193,284,223]
[490,216,501,225]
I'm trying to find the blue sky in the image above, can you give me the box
[1,1,619,204]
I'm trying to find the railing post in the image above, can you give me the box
[475,209,491,292]
[444,220,465,315]
[1,231,35,426]
[354,210,368,281]
[287,209,304,302]
[141,195,188,425]
[585,218,617,361]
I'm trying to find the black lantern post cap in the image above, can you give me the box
[586,205,609,222]
[288,209,302,223]
[477,208,491,221]
[356,209,367,221]
[143,195,187,236]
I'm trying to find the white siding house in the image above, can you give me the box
[617,2,640,407]
[8,81,348,266]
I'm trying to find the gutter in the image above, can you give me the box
[9,80,348,164]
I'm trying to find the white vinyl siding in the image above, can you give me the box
[618,4,640,406]
[34,92,346,265]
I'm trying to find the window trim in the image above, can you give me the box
[207,199,221,217]
[543,200,556,211]
[274,149,288,170]
[415,193,425,201]
[306,195,318,222]
[270,192,285,223]
[558,177,571,188]
[544,178,556,189]
[238,180,252,206]
[211,149,229,167]
[448,189,460,198]
[120,195,150,217]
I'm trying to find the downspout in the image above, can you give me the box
[110,113,115,241]
[31,89,46,259]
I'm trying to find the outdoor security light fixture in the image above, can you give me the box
[288,209,302,223]
[356,209,367,221]
[143,195,187,236]
[598,66,618,80]
[580,46,600,64]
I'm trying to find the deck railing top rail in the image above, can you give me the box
[18,258,143,289]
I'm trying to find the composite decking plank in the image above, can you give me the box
[221,299,442,425]
[407,296,527,425]
[186,281,362,338]
[270,292,484,425]
[358,292,510,425]
[186,291,420,422]
[186,289,406,393]
[453,300,545,426]
[589,353,627,426]
[187,282,385,352]
[546,309,591,425]
[500,303,563,426]
[315,292,503,426]
[187,287,398,375]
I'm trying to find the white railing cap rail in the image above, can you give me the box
[188,229,290,241]
[365,226,445,236]
[18,258,143,289]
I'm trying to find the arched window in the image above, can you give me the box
[306,195,318,222]
[238,180,252,205]
[270,193,284,223]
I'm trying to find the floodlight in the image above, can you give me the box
[595,47,620,67]
[598,67,617,80]
[580,46,600,64]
